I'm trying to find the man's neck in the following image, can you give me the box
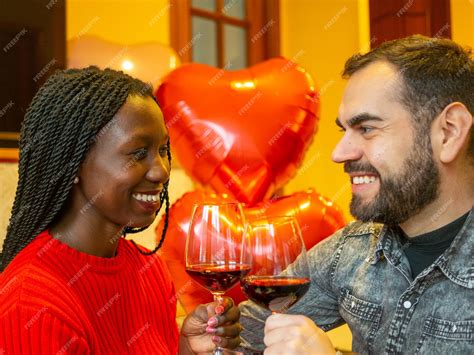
[399,196,472,238]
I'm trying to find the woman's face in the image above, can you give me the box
[75,95,170,229]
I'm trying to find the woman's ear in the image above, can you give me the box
[432,102,473,164]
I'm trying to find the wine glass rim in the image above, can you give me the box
[250,215,298,225]
[192,201,243,207]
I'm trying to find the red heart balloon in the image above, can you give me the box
[156,58,319,205]
[157,190,344,313]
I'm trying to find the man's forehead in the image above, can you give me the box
[338,61,403,121]
[345,61,401,95]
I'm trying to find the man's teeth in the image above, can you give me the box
[132,193,160,202]
[352,176,376,185]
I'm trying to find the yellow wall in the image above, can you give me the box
[283,0,370,226]
[451,0,474,48]
[66,0,170,44]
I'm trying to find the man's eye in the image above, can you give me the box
[360,126,373,134]
[338,128,345,133]
[132,148,148,160]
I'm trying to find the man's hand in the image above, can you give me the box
[180,297,241,354]
[263,314,336,354]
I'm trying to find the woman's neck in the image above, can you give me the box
[50,205,125,258]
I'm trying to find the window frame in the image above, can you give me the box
[170,0,280,67]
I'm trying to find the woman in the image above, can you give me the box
[0,67,241,353]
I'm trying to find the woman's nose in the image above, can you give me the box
[147,155,170,184]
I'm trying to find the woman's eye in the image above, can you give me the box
[159,145,169,157]
[132,148,148,160]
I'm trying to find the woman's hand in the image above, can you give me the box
[263,314,336,355]
[179,297,241,354]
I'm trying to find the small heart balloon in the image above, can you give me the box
[157,189,345,313]
[67,35,179,89]
[156,58,319,205]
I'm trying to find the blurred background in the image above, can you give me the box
[1,0,473,350]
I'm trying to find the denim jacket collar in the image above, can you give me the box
[359,208,474,289]
[343,221,386,265]
[437,208,473,289]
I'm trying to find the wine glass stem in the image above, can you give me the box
[212,292,224,351]
[213,292,224,304]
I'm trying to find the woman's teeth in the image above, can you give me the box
[132,193,160,202]
[352,175,376,185]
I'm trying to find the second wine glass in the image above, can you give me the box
[241,216,311,314]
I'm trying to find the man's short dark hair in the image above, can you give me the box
[343,35,473,160]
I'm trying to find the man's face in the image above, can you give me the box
[332,61,440,225]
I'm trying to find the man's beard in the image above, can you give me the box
[346,136,440,226]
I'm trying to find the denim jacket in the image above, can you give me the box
[239,208,473,354]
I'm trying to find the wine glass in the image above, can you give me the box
[241,216,311,314]
[185,202,251,352]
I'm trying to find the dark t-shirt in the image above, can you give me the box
[400,211,469,278]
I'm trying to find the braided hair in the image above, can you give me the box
[0,66,170,271]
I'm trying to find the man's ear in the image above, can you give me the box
[432,102,473,164]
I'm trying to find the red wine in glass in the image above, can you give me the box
[241,276,310,313]
[186,263,251,293]
[241,216,311,314]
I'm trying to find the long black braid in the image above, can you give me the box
[0,66,170,271]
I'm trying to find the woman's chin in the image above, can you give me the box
[128,214,159,230]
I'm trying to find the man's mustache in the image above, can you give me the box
[344,161,379,175]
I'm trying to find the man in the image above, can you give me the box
[238,35,473,354]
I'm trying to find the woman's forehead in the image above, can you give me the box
[107,95,167,139]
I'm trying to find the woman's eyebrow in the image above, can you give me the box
[127,133,170,144]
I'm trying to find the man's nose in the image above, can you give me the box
[331,133,362,163]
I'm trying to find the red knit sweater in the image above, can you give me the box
[0,230,179,354]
